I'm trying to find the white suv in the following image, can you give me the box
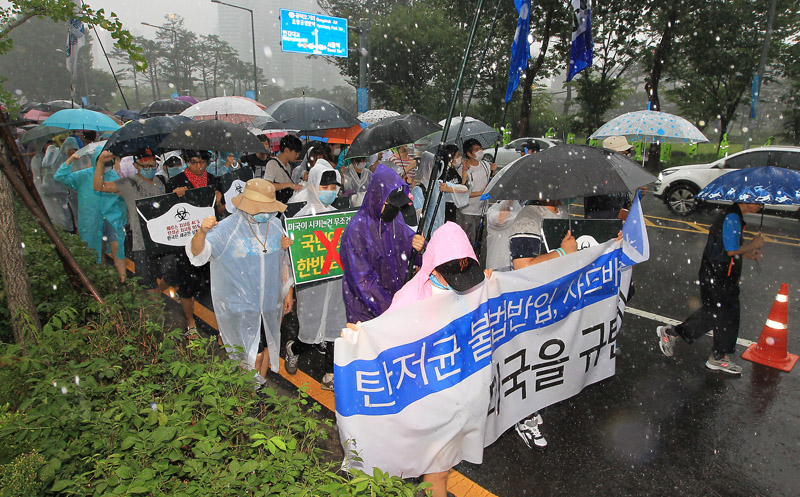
[653,146,800,216]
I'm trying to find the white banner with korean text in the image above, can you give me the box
[333,196,648,478]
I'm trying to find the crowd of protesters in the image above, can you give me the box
[19,122,763,497]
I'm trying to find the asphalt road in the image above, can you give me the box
[452,196,800,497]
[189,195,800,497]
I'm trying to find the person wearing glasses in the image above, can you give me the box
[93,147,169,293]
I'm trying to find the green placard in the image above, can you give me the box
[285,210,356,285]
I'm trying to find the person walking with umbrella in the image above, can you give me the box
[92,147,167,292]
[457,138,495,248]
[166,149,225,338]
[657,202,764,374]
[54,147,127,282]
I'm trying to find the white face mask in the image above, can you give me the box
[474,150,485,161]
[453,157,462,166]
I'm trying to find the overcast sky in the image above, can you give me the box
[86,0,219,60]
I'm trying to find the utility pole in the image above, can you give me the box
[349,20,369,112]
[212,0,258,101]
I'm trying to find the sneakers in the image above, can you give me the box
[284,340,299,375]
[705,354,743,375]
[656,325,677,357]
[321,373,334,391]
[515,416,547,451]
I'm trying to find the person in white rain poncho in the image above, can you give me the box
[284,160,347,391]
[188,179,294,383]
[341,155,372,208]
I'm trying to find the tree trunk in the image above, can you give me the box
[644,7,679,173]
[133,70,141,108]
[562,84,572,116]
[0,155,40,346]
[518,7,555,137]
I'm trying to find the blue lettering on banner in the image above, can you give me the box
[335,248,625,417]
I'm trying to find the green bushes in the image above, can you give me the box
[0,207,423,496]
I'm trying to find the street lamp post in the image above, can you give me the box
[141,21,180,94]
[211,0,258,101]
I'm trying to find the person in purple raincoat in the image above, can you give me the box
[340,163,425,324]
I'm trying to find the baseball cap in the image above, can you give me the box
[434,257,485,292]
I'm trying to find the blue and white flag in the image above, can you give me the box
[66,14,86,86]
[334,231,649,478]
[505,0,531,104]
[566,0,593,82]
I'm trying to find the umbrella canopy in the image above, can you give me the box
[74,140,108,158]
[696,166,800,206]
[590,110,708,144]
[232,95,266,110]
[114,109,142,122]
[265,96,360,132]
[23,109,54,122]
[425,116,500,151]
[344,113,441,159]
[322,122,369,145]
[140,98,192,117]
[484,144,657,200]
[357,109,400,125]
[104,115,192,157]
[20,125,65,144]
[179,96,275,126]
[31,100,77,113]
[158,119,266,153]
[174,95,200,105]
[42,108,120,132]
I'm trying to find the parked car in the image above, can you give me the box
[653,146,800,216]
[482,137,560,168]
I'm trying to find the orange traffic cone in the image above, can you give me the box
[742,283,798,372]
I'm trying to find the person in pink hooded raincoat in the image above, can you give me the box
[385,221,490,497]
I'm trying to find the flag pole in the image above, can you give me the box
[406,0,485,282]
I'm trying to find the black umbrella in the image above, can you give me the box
[140,98,192,117]
[344,113,442,159]
[265,96,360,132]
[31,100,77,113]
[484,144,657,200]
[424,116,500,152]
[157,119,266,153]
[103,115,192,157]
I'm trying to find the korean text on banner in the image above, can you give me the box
[334,218,649,478]
[286,210,356,285]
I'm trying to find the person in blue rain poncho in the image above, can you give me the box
[284,160,347,391]
[188,179,294,384]
[54,146,127,282]
[339,163,425,324]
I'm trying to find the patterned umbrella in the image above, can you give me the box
[357,109,400,125]
[590,110,708,144]
[180,96,275,125]
[696,166,800,206]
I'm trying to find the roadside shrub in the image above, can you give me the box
[0,206,423,496]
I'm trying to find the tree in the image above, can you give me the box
[571,0,648,135]
[195,35,237,99]
[0,0,143,345]
[664,0,797,148]
[153,15,197,97]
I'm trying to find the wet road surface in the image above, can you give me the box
[185,195,800,497]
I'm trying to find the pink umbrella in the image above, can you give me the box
[174,95,199,105]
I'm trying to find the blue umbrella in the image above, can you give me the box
[697,166,800,227]
[590,110,708,144]
[697,166,800,205]
[42,108,120,132]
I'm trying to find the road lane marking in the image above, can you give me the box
[626,306,755,348]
